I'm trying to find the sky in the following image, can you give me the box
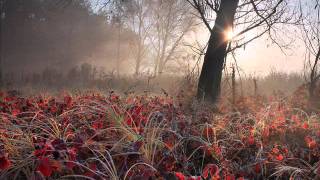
[232,0,309,76]
[234,37,305,76]
[184,0,309,77]
[192,12,307,77]
[190,25,306,77]
[89,0,308,76]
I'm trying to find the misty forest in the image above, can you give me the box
[1,0,320,179]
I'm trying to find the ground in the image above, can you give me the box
[0,90,319,180]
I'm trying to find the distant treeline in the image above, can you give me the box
[0,0,198,79]
[3,63,114,90]
[1,0,135,73]
[1,61,305,97]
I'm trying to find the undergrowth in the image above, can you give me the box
[0,91,319,180]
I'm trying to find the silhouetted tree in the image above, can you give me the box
[188,0,295,103]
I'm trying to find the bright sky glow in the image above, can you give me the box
[89,0,307,76]
[193,26,305,76]
[225,28,234,41]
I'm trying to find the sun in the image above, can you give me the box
[225,28,234,41]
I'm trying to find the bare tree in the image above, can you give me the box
[109,0,195,76]
[119,0,152,76]
[108,1,124,77]
[131,0,149,76]
[187,0,295,103]
[300,0,320,106]
[151,0,195,76]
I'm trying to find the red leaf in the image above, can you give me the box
[247,136,255,145]
[92,120,103,130]
[225,174,236,180]
[202,165,210,179]
[175,172,185,180]
[66,148,77,170]
[84,163,97,177]
[254,163,261,174]
[50,106,58,114]
[302,122,309,129]
[12,109,20,117]
[0,154,11,170]
[37,157,52,177]
[305,136,317,149]
[126,117,133,126]
[164,141,175,151]
[276,154,284,161]
[64,95,73,108]
[272,147,280,154]
[202,164,219,179]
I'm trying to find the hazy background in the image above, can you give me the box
[1,0,306,74]
[0,0,311,95]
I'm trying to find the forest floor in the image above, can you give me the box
[0,89,319,180]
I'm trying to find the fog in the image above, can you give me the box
[1,0,136,73]
[0,0,317,95]
[0,0,194,93]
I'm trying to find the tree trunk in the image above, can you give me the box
[197,0,239,103]
[253,78,258,97]
[309,80,317,108]
[135,46,142,75]
[116,23,121,78]
[135,15,143,76]
[232,65,236,105]
[157,59,164,75]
